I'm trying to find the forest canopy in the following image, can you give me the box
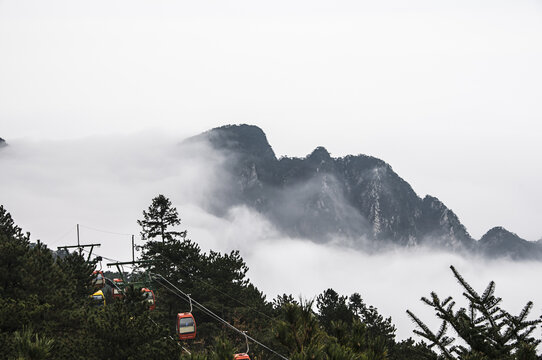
[0,197,540,360]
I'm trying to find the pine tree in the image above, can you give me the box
[274,298,328,357]
[137,194,186,243]
[13,326,54,360]
[317,289,354,332]
[406,265,541,360]
[137,195,273,355]
[0,205,30,242]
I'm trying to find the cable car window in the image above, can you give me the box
[179,318,194,327]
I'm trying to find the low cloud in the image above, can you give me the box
[1,133,541,342]
[188,207,542,341]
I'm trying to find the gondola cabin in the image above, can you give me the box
[234,354,250,360]
[141,288,156,311]
[91,290,106,307]
[112,279,124,300]
[92,270,105,289]
[176,312,196,340]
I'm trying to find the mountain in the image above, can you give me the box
[187,124,539,259]
[479,227,542,260]
[0,137,6,147]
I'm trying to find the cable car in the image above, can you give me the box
[92,270,105,288]
[91,290,106,307]
[141,287,156,311]
[176,312,196,340]
[233,353,250,360]
[234,331,250,359]
[112,278,124,300]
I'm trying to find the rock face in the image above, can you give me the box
[187,124,539,258]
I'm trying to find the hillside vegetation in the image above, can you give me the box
[0,197,540,360]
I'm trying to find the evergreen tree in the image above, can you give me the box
[137,196,273,356]
[137,194,186,243]
[274,298,329,357]
[13,326,54,360]
[407,265,541,360]
[317,289,354,332]
[0,204,183,359]
[0,205,30,242]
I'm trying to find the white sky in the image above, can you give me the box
[1,0,542,241]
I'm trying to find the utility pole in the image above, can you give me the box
[58,224,101,261]
[77,224,81,255]
[106,237,151,283]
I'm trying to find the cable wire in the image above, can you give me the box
[72,224,278,326]
[154,275,287,359]
[79,224,134,237]
[151,250,282,327]
[47,226,75,247]
[146,315,191,354]
[81,248,126,264]
[71,231,288,358]
[153,273,289,360]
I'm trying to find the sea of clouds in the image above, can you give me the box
[1,133,541,342]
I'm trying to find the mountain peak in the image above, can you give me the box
[481,226,519,241]
[308,146,331,161]
[478,226,540,259]
[0,137,6,147]
[195,124,276,161]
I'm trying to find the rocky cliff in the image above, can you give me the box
[187,124,539,259]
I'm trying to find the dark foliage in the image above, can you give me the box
[0,205,180,359]
[407,266,541,359]
[138,194,186,243]
[0,200,488,360]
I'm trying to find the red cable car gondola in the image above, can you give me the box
[141,287,156,311]
[176,312,196,340]
[176,294,196,340]
[112,278,124,300]
[234,331,251,359]
[92,270,105,289]
[233,353,250,360]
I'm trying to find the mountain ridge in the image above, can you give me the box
[187,124,539,259]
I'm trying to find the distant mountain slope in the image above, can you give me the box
[479,227,542,260]
[186,124,539,259]
[0,137,6,147]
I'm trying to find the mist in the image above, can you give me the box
[1,134,542,342]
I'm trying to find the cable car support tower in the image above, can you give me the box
[57,224,101,261]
